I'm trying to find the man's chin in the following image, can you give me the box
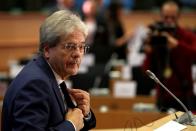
[71,72,78,76]
[68,70,78,76]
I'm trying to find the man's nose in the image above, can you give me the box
[71,49,81,58]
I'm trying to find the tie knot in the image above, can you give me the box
[60,81,67,89]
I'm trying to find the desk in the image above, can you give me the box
[138,112,196,130]
[91,96,167,129]
[94,110,166,129]
[92,112,196,131]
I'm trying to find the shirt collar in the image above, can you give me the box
[52,69,64,86]
[46,61,64,86]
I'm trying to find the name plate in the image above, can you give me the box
[113,81,137,98]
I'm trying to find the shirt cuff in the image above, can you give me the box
[84,111,92,121]
[67,120,77,131]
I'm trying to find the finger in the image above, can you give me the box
[78,105,86,113]
[71,92,89,100]
[70,89,89,96]
[77,99,90,106]
[78,104,90,116]
[67,108,73,112]
[75,97,90,106]
[68,88,83,93]
[68,89,88,95]
[72,93,86,99]
[73,108,83,115]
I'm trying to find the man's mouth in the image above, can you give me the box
[69,60,80,65]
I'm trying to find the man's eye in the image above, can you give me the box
[63,43,89,53]
[65,45,73,49]
[79,45,84,49]
[65,45,70,49]
[70,45,75,49]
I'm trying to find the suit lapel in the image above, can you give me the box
[51,80,66,114]
[35,55,66,115]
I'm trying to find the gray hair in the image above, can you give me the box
[39,10,88,53]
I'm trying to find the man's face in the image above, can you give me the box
[161,4,179,26]
[44,30,86,79]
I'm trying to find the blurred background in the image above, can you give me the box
[0,0,196,129]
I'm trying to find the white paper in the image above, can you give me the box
[128,52,145,67]
[154,120,187,131]
[113,81,136,98]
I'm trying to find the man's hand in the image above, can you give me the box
[68,89,90,116]
[162,32,178,49]
[66,108,84,131]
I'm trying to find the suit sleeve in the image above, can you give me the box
[13,79,75,131]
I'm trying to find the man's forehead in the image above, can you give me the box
[162,4,179,14]
[61,32,86,43]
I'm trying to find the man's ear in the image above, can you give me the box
[43,45,50,59]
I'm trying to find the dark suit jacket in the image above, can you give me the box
[1,55,96,131]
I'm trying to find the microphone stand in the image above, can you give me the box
[146,70,196,126]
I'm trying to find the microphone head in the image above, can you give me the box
[145,70,159,83]
[145,70,155,79]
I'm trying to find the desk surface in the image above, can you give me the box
[92,112,196,131]
[94,110,166,129]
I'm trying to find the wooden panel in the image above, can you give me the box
[0,45,37,72]
[0,12,45,46]
[94,110,166,129]
[91,95,156,110]
[0,12,45,72]
[121,12,196,35]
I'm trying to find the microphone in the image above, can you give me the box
[146,70,196,126]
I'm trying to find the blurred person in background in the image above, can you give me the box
[82,0,112,64]
[106,1,130,62]
[142,0,196,112]
[82,0,98,46]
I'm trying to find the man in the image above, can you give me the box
[143,1,196,112]
[1,10,96,131]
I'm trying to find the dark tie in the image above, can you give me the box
[60,82,76,108]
